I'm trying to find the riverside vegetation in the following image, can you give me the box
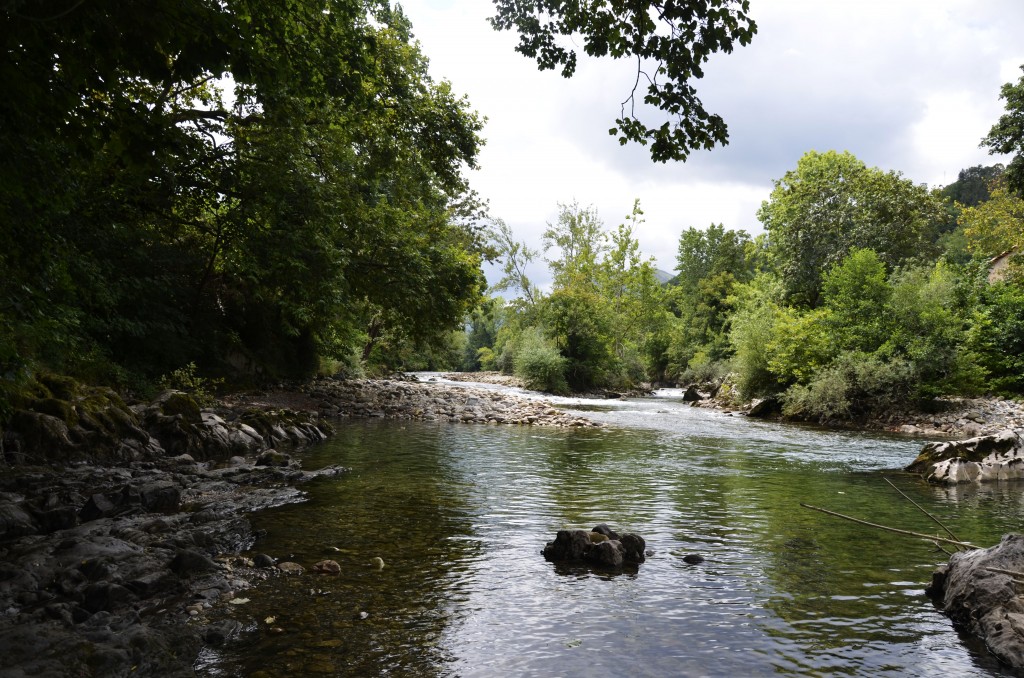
[2,0,1024,428]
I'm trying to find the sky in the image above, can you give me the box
[398,0,1024,282]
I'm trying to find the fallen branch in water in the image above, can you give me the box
[883,477,964,549]
[799,503,979,550]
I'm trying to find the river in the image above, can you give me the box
[196,379,1023,676]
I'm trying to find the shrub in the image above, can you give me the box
[680,352,731,386]
[476,346,497,371]
[782,352,916,421]
[513,327,568,394]
[158,362,222,407]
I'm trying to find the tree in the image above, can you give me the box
[667,223,759,374]
[543,202,607,289]
[956,178,1024,258]
[971,277,1024,394]
[758,150,945,307]
[489,0,757,162]
[940,164,1004,207]
[982,65,1024,196]
[820,248,892,354]
[489,219,542,308]
[674,223,756,296]
[0,0,487,388]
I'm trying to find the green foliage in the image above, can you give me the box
[159,362,223,407]
[885,263,983,396]
[821,248,892,353]
[763,307,833,385]
[489,0,757,162]
[940,165,1004,207]
[675,223,757,295]
[679,354,731,386]
[461,298,506,371]
[543,288,614,391]
[1,0,487,387]
[476,347,497,371]
[982,65,1024,196]
[956,178,1024,258]
[759,150,945,307]
[782,353,916,421]
[513,327,568,394]
[970,277,1024,394]
[543,202,607,289]
[728,275,787,398]
[489,220,541,308]
[666,224,763,379]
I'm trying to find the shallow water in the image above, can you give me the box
[197,388,1023,677]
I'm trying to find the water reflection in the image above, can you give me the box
[198,396,1022,677]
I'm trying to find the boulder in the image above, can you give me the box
[747,396,782,418]
[927,534,1024,670]
[905,430,1024,484]
[0,502,38,539]
[542,526,646,569]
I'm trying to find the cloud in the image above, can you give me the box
[400,0,1024,278]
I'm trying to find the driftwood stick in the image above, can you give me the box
[883,477,963,547]
[799,503,979,549]
[985,567,1024,579]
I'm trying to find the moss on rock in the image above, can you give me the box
[156,392,202,423]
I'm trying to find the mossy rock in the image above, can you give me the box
[157,391,202,423]
[29,397,79,427]
[36,373,82,401]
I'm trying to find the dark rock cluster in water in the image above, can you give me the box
[542,524,646,568]
[927,533,1024,670]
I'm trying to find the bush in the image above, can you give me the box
[513,327,568,394]
[729,293,783,398]
[968,278,1024,394]
[782,352,916,421]
[476,346,497,371]
[158,362,223,407]
[679,352,731,386]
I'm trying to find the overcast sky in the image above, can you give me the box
[399,0,1024,281]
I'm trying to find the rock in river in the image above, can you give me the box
[905,430,1024,484]
[927,534,1024,670]
[542,526,646,569]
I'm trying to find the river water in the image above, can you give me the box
[197,381,1023,676]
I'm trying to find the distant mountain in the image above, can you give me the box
[654,269,675,285]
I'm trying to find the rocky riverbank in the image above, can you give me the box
[681,379,1024,439]
[234,376,603,428]
[0,374,603,676]
[0,381,336,677]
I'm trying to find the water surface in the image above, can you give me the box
[197,387,1022,676]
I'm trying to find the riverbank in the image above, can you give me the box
[0,375,603,676]
[227,375,602,428]
[0,386,337,677]
[684,385,1024,439]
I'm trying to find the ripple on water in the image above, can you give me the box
[197,406,1020,677]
